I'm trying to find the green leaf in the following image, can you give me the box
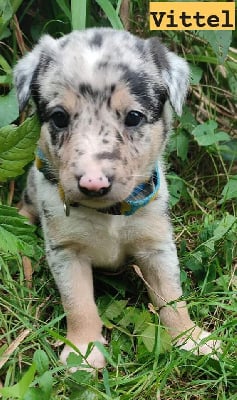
[0,88,19,127]
[179,106,197,133]
[23,388,45,400]
[221,176,237,201]
[0,0,13,27]
[95,0,123,29]
[0,54,12,75]
[189,64,203,85]
[37,371,53,399]
[66,351,83,367]
[228,74,237,96]
[134,310,152,333]
[104,299,128,321]
[0,364,36,398]
[198,31,232,63]
[94,341,117,368]
[167,174,185,206]
[55,0,71,21]
[71,0,87,30]
[213,213,236,240]
[176,129,189,161]
[192,120,230,146]
[0,206,39,257]
[218,139,237,162]
[201,214,236,250]
[33,350,49,376]
[141,324,171,353]
[0,115,40,181]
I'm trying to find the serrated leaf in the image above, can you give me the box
[0,205,39,257]
[0,88,19,127]
[104,300,128,321]
[66,351,83,367]
[0,115,40,181]
[119,306,139,329]
[134,310,152,333]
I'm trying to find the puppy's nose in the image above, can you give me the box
[78,174,112,197]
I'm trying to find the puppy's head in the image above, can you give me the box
[14,28,189,208]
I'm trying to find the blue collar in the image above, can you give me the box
[35,148,160,216]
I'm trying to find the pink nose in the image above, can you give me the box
[78,174,112,197]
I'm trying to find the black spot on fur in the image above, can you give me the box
[97,61,109,70]
[89,33,103,47]
[75,149,85,156]
[122,68,167,122]
[135,39,146,55]
[148,37,170,71]
[42,207,52,219]
[98,127,104,136]
[107,96,111,108]
[30,55,54,122]
[96,150,121,161]
[79,83,99,99]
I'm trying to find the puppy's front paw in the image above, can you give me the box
[177,328,221,359]
[60,336,107,372]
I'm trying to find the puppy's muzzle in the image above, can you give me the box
[77,174,113,197]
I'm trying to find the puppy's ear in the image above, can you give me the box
[14,35,57,112]
[147,37,189,116]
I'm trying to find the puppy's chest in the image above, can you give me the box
[44,207,131,269]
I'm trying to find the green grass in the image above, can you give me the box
[0,0,237,399]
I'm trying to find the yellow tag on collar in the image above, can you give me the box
[58,183,66,202]
[35,155,44,170]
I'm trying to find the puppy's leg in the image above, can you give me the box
[136,221,221,356]
[47,249,106,370]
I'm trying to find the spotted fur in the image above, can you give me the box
[14,28,220,370]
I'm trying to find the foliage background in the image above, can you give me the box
[0,0,236,399]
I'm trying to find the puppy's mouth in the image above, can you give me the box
[60,167,160,216]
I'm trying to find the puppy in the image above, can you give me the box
[14,28,220,369]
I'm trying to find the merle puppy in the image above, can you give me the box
[14,28,220,369]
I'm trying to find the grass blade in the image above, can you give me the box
[71,0,87,30]
[95,0,123,29]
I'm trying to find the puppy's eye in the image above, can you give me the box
[125,111,145,127]
[50,108,69,129]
